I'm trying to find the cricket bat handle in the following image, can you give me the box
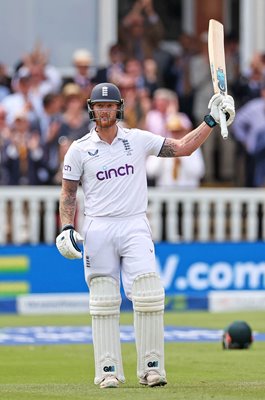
[219,108,228,140]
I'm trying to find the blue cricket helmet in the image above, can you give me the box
[87,82,124,120]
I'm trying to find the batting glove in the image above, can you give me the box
[208,93,235,126]
[56,225,84,260]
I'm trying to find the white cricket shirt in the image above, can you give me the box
[62,125,165,217]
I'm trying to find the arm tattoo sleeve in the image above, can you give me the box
[59,179,79,226]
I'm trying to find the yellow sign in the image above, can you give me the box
[0,256,29,272]
[0,255,30,296]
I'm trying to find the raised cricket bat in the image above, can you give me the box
[208,19,228,139]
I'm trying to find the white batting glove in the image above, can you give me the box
[208,93,235,126]
[56,225,84,260]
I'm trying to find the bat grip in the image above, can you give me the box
[219,109,228,139]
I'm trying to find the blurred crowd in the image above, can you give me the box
[1,0,265,188]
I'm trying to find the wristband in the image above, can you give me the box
[62,224,74,232]
[204,114,217,127]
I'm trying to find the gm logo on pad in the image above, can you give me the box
[103,365,115,372]
[102,86,108,96]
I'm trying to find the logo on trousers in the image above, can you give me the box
[96,164,134,180]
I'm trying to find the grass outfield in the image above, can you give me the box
[0,311,265,400]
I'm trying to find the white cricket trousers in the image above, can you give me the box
[82,213,157,298]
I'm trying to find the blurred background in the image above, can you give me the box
[1,0,265,316]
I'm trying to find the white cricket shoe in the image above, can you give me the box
[100,375,119,389]
[139,371,167,387]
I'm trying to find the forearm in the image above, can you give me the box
[159,122,212,157]
[59,179,79,227]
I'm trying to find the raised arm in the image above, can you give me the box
[159,93,235,158]
[59,178,80,227]
[159,122,212,157]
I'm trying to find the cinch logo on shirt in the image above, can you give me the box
[96,164,134,181]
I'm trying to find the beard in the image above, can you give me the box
[94,113,117,128]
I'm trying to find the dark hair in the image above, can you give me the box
[43,93,60,108]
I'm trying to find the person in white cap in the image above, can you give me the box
[64,49,94,103]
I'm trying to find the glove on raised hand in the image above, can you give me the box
[56,225,84,259]
[208,93,235,126]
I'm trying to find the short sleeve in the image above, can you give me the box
[136,129,165,157]
[62,142,82,181]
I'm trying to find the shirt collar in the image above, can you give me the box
[90,125,126,143]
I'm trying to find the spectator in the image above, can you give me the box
[59,83,91,142]
[121,85,151,129]
[38,92,63,181]
[15,43,62,93]
[118,58,146,90]
[24,44,62,115]
[1,67,39,126]
[39,92,62,142]
[1,111,49,185]
[163,32,198,122]
[142,58,159,97]
[64,49,95,105]
[119,0,164,62]
[93,43,125,85]
[27,43,62,91]
[12,43,62,119]
[231,51,265,108]
[116,58,152,128]
[146,114,205,188]
[144,88,186,137]
[232,83,265,187]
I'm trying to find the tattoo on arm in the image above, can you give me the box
[59,179,79,226]
[158,138,179,157]
[158,123,211,157]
